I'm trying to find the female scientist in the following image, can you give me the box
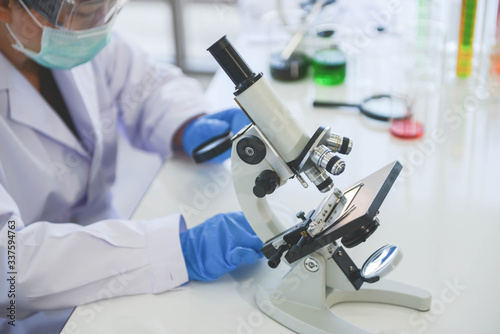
[0,0,262,332]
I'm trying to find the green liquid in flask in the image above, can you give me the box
[312,48,346,86]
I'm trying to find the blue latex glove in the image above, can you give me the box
[182,108,250,163]
[180,211,263,281]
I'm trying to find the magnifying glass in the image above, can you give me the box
[314,94,424,139]
[313,94,411,122]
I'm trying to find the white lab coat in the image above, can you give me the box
[0,32,206,332]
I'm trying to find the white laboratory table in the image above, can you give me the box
[62,37,500,334]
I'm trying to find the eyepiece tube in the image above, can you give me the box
[208,35,310,162]
[207,35,262,95]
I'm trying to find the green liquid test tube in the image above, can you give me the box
[456,0,478,78]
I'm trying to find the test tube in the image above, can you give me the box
[490,0,500,76]
[418,0,431,36]
[456,0,478,78]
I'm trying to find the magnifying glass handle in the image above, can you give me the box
[313,101,361,109]
[191,130,233,163]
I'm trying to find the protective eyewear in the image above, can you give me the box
[22,0,126,30]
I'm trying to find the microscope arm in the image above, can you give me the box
[230,122,297,243]
[231,151,285,243]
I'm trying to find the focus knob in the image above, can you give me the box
[236,135,266,165]
[253,170,280,198]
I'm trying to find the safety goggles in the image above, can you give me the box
[21,0,126,30]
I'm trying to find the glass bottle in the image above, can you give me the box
[311,28,347,86]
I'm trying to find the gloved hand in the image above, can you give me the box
[182,108,250,163]
[180,211,263,281]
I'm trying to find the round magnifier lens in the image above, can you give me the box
[361,244,402,280]
[360,95,409,122]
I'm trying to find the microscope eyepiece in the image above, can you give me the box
[207,35,262,95]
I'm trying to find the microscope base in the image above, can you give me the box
[328,279,431,311]
[257,285,371,334]
[255,254,431,334]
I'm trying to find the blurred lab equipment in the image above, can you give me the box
[490,1,500,77]
[314,94,424,139]
[263,7,310,81]
[268,0,394,84]
[267,0,352,82]
[389,118,424,139]
[311,26,347,85]
[279,0,326,61]
[207,35,431,334]
[268,0,328,81]
[268,52,310,81]
[314,94,410,122]
[456,0,478,78]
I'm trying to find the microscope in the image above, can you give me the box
[206,36,431,334]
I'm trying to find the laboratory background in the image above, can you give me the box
[94,0,500,333]
[3,0,500,333]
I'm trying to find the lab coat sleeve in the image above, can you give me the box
[0,184,189,318]
[98,32,207,158]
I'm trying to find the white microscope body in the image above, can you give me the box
[208,36,431,334]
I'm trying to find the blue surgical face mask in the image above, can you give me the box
[6,1,116,70]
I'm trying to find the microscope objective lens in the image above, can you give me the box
[311,145,346,176]
[304,166,334,193]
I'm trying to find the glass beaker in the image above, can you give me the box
[262,7,310,81]
[310,24,347,86]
